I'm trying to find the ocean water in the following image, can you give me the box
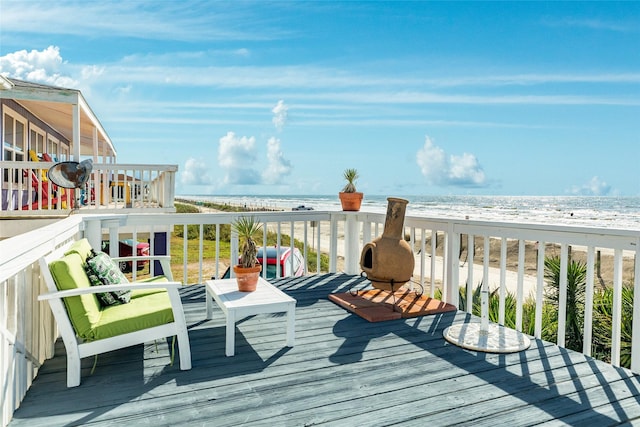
[180,194,640,230]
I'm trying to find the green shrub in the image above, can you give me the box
[591,284,634,368]
[544,255,587,351]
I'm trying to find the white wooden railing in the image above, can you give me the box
[1,210,639,426]
[0,162,177,217]
[0,215,83,427]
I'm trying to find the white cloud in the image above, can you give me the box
[218,131,261,185]
[416,136,487,187]
[272,100,288,131]
[234,48,251,57]
[80,64,105,80]
[416,136,447,184]
[568,176,611,196]
[0,46,77,87]
[0,1,284,42]
[262,137,292,184]
[448,152,486,186]
[181,157,213,185]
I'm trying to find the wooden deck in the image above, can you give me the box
[9,274,640,426]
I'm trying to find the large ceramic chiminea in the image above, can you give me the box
[360,197,414,291]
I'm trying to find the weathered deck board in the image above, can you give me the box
[9,274,640,426]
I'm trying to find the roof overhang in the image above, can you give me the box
[0,75,15,90]
[0,78,116,159]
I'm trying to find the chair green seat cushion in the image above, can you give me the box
[49,252,102,339]
[89,291,174,341]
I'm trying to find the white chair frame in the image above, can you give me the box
[38,244,192,387]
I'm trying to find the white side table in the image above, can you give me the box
[205,278,296,356]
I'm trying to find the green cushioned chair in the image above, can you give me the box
[38,238,192,387]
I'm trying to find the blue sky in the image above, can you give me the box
[1,1,639,197]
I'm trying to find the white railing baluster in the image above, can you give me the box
[214,224,221,279]
[419,228,426,296]
[329,218,338,273]
[516,239,525,331]
[316,221,321,274]
[290,221,295,277]
[430,229,437,299]
[583,246,595,356]
[182,224,188,285]
[611,248,623,366]
[303,221,308,275]
[535,241,546,338]
[198,224,204,285]
[466,234,474,312]
[481,236,490,332]
[276,221,282,278]
[499,237,507,325]
[558,244,569,348]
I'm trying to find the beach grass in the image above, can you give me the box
[170,202,329,283]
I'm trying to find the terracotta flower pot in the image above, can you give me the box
[233,264,262,292]
[339,191,363,211]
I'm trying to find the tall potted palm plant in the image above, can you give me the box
[338,168,363,211]
[231,216,263,291]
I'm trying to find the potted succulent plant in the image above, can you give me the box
[231,215,263,291]
[338,168,363,211]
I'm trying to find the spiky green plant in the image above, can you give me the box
[456,281,519,327]
[436,282,556,339]
[591,284,634,368]
[231,216,262,268]
[544,255,587,352]
[341,168,359,193]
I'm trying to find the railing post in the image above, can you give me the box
[329,216,338,273]
[362,218,372,247]
[229,228,238,278]
[163,169,176,208]
[344,214,360,275]
[445,220,460,307]
[83,217,102,250]
[105,219,120,257]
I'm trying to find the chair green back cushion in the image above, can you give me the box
[64,238,94,262]
[49,252,102,339]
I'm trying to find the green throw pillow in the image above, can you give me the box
[85,250,131,307]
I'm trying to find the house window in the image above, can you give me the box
[3,107,27,182]
[47,136,60,161]
[30,124,46,158]
[3,107,26,161]
[60,143,69,161]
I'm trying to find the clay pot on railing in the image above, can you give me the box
[339,191,364,211]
